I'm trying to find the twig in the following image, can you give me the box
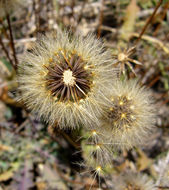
[99,25,169,54]
[101,25,117,33]
[0,20,10,40]
[132,33,169,54]
[0,35,13,64]
[135,0,163,45]
[156,186,169,189]
[148,75,160,87]
[6,13,18,69]
[153,1,169,36]
[97,0,104,38]
[61,131,80,150]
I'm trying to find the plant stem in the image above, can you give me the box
[0,35,13,64]
[6,13,18,69]
[135,0,163,45]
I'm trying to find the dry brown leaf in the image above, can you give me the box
[36,181,47,190]
[0,144,13,152]
[0,169,14,182]
[136,148,153,171]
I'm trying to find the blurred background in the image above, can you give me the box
[0,0,168,189]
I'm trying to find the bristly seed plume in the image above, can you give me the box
[98,79,156,150]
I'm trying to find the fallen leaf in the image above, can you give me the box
[0,144,13,152]
[136,148,153,171]
[0,169,14,181]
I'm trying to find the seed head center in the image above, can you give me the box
[63,69,76,86]
[118,53,126,61]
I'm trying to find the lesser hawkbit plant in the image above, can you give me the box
[17,28,156,189]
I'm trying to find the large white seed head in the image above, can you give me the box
[17,30,117,129]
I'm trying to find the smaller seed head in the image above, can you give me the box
[99,79,156,150]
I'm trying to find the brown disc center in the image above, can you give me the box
[45,51,92,102]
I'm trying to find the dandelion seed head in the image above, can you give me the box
[18,30,116,129]
[100,79,156,150]
[113,46,143,75]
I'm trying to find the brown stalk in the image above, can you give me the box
[153,1,169,36]
[135,0,163,45]
[0,35,13,64]
[6,13,18,69]
[0,19,10,40]
[97,0,104,38]
[156,186,169,189]
[61,131,80,150]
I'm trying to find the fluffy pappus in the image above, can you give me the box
[113,172,156,190]
[17,30,116,129]
[82,138,113,167]
[100,79,156,150]
[78,152,109,190]
[80,128,114,183]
